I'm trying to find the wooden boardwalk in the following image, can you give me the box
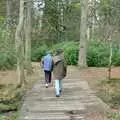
[19,66,108,120]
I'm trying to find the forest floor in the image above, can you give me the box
[0,63,40,120]
[0,63,120,120]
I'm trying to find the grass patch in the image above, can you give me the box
[96,77,120,120]
[0,112,18,120]
[97,78,120,109]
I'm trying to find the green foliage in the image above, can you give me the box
[112,49,120,66]
[61,42,79,65]
[87,40,110,67]
[31,45,48,61]
[0,115,5,120]
[51,42,79,65]
[0,23,16,70]
[31,41,79,65]
[70,3,80,8]
[87,40,120,67]
[31,40,120,66]
[64,46,78,65]
[107,112,120,120]
[0,112,18,120]
[0,51,16,70]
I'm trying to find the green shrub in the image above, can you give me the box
[0,25,16,69]
[0,50,16,70]
[31,41,79,65]
[87,40,110,67]
[31,45,49,61]
[112,50,120,66]
[63,44,79,65]
[51,42,79,65]
[31,40,120,66]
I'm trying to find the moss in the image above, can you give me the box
[0,112,18,120]
[107,112,120,120]
[0,103,18,113]
[0,87,24,113]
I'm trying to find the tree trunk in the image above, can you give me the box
[57,0,65,41]
[24,0,32,74]
[15,0,25,88]
[108,38,112,80]
[78,0,88,67]
[60,0,65,41]
[6,0,11,30]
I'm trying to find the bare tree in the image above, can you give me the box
[6,0,11,30]
[15,0,25,87]
[58,0,65,41]
[78,0,89,67]
[24,0,32,74]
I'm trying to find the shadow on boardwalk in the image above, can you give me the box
[19,66,109,120]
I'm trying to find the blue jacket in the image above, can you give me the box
[42,54,53,71]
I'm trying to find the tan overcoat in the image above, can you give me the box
[53,54,67,80]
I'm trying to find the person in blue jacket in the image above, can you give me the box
[41,51,53,88]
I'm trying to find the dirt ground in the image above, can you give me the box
[0,63,41,86]
[78,67,120,89]
[0,70,17,85]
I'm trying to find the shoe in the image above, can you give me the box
[60,90,63,94]
[49,82,53,87]
[59,90,62,93]
[56,95,60,97]
[45,83,48,88]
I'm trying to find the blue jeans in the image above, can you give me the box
[55,80,62,96]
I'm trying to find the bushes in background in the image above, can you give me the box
[0,27,16,70]
[31,40,120,66]
[52,41,120,66]
[51,42,79,65]
[112,49,120,66]
[0,50,16,70]
[87,40,120,67]
[31,45,48,61]
[87,40,110,67]
[1,40,120,69]
[64,45,79,65]
[31,42,79,65]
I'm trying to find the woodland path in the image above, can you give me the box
[19,66,108,120]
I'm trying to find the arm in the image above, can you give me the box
[63,56,67,77]
[51,59,54,71]
[41,57,44,68]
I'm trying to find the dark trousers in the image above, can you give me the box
[44,70,51,83]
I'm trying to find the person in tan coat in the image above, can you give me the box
[53,49,67,97]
